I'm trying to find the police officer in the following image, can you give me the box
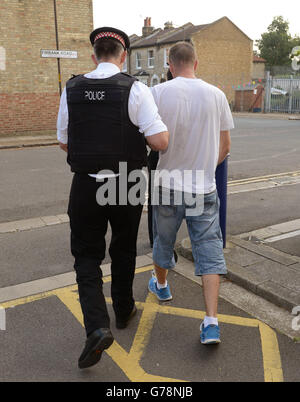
[57,27,169,369]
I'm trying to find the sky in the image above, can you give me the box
[93,0,300,45]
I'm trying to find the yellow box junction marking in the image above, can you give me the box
[1,265,283,382]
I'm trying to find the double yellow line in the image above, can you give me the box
[228,170,300,187]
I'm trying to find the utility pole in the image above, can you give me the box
[53,0,62,96]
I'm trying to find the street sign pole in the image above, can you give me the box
[53,0,62,96]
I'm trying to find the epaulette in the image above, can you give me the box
[69,74,83,80]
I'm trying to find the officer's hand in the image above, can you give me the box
[59,142,68,153]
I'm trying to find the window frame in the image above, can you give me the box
[136,52,142,70]
[148,49,155,68]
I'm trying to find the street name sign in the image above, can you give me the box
[40,49,78,59]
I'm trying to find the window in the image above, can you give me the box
[148,50,154,68]
[164,48,169,68]
[136,52,141,69]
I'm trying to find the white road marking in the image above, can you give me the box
[264,230,300,243]
[239,219,300,243]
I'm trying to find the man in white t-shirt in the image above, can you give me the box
[148,41,234,345]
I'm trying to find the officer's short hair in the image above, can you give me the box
[169,42,196,67]
[94,38,124,61]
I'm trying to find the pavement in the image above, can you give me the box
[0,133,58,149]
[176,233,300,313]
[176,172,300,315]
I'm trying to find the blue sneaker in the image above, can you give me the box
[148,277,173,301]
[200,323,221,345]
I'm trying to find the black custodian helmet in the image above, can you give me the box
[90,27,130,50]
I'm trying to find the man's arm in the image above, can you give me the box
[129,81,169,151]
[218,92,234,165]
[218,130,231,165]
[146,131,169,151]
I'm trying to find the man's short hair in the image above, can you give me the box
[169,41,196,66]
[94,38,124,61]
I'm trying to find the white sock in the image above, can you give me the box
[203,316,218,328]
[156,280,168,289]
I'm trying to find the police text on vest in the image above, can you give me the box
[85,90,105,101]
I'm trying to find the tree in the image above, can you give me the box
[256,16,300,73]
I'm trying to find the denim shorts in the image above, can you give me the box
[152,187,227,276]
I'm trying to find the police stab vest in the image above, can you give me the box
[66,73,148,174]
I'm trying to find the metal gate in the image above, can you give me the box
[265,73,300,113]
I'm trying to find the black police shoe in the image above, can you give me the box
[78,328,114,369]
[116,305,137,329]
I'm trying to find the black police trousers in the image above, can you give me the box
[68,173,143,336]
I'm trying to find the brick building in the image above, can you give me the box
[0,0,94,136]
[128,17,253,104]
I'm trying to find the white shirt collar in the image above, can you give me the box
[95,62,120,74]
[85,62,121,79]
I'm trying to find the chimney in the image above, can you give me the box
[164,21,173,30]
[142,17,154,37]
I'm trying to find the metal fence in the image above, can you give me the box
[265,72,300,113]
